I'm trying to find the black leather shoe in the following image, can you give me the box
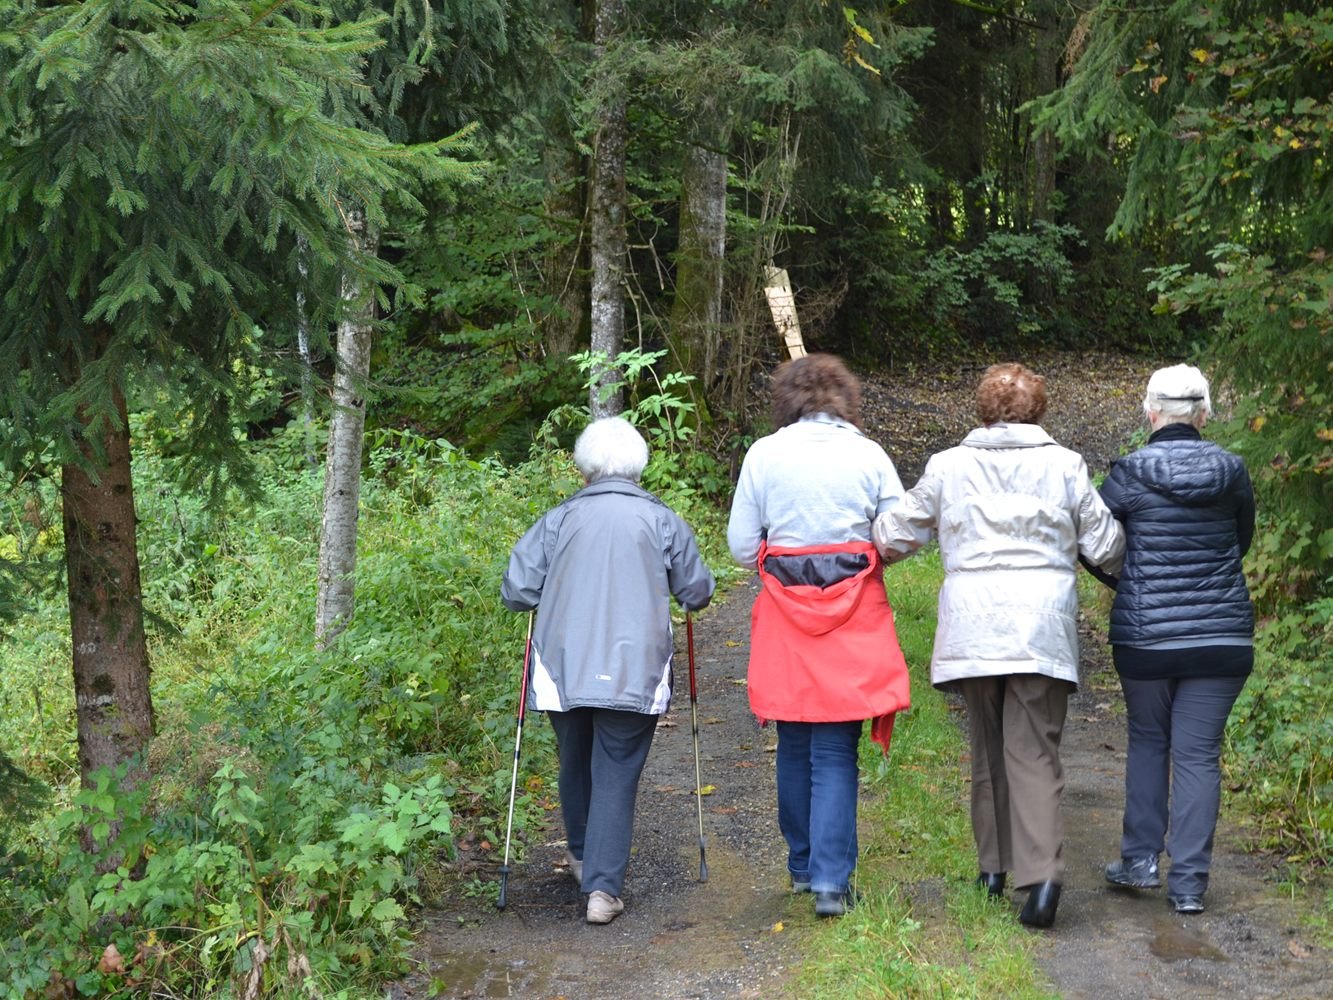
[1168,893,1205,914]
[976,871,1007,898]
[1018,880,1061,928]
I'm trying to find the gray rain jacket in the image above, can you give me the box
[873,423,1125,689]
[500,477,715,714]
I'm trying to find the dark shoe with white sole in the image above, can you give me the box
[1105,856,1161,889]
[976,871,1007,899]
[1018,880,1061,928]
[1168,893,1205,914]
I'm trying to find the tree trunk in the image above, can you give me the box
[670,111,728,398]
[542,115,588,363]
[62,380,153,851]
[588,0,627,418]
[316,210,374,650]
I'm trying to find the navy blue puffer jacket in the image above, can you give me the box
[1099,423,1255,646]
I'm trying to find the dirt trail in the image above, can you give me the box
[400,354,1330,998]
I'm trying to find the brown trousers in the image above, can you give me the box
[958,673,1072,888]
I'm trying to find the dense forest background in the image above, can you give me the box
[0,0,1328,994]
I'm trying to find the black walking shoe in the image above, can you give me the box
[1104,856,1161,889]
[1018,880,1061,928]
[1168,893,1205,914]
[976,871,1007,899]
[814,889,857,918]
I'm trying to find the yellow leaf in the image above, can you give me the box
[1251,414,1267,432]
[772,921,785,933]
[852,52,882,76]
[1289,138,1304,149]
[724,640,743,647]
[1190,48,1211,63]
[1314,427,1333,442]
[1149,75,1168,93]
[696,784,717,796]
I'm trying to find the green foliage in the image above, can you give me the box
[917,222,1082,342]
[1227,590,1333,865]
[0,0,479,485]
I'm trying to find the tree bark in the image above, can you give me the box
[316,210,374,650]
[542,119,588,362]
[670,109,729,398]
[588,0,627,418]
[62,380,153,847]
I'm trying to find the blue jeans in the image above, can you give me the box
[776,720,862,894]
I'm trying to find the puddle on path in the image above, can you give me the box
[1148,920,1231,963]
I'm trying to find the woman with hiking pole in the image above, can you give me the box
[873,363,1125,929]
[500,416,715,925]
[727,353,912,919]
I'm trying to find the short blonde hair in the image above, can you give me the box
[573,417,649,483]
[976,363,1047,426]
[1144,364,1211,426]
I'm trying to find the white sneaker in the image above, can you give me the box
[564,850,583,883]
[586,890,624,924]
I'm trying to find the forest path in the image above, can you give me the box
[398,352,1329,998]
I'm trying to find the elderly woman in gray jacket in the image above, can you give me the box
[873,363,1125,928]
[501,417,715,925]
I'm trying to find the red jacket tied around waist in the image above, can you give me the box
[748,540,911,751]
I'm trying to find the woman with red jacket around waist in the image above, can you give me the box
[727,354,911,918]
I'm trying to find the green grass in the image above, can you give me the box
[791,549,1056,999]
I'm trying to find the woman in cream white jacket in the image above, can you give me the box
[873,363,1124,928]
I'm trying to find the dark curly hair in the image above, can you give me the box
[976,362,1047,426]
[771,354,863,430]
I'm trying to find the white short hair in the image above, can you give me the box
[573,417,649,483]
[1144,363,1212,425]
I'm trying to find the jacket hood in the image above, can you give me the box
[757,542,880,637]
[1122,427,1242,506]
[961,423,1058,450]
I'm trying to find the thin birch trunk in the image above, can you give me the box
[316,209,374,650]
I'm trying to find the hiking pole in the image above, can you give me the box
[497,611,535,910]
[686,612,709,882]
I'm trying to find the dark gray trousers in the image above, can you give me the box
[548,707,657,897]
[1119,674,1248,896]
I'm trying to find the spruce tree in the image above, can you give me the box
[0,0,474,846]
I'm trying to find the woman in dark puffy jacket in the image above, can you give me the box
[1094,364,1255,915]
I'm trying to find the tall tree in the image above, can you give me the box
[588,0,628,417]
[1035,0,1333,593]
[0,0,473,835]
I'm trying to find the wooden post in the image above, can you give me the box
[764,266,806,359]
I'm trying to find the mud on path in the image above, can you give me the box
[400,353,1330,998]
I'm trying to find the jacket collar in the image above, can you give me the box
[575,476,663,506]
[1148,423,1203,445]
[961,422,1057,450]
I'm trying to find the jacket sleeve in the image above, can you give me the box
[726,453,763,569]
[1234,460,1256,557]
[872,463,941,564]
[667,515,716,612]
[499,515,550,612]
[1074,460,1125,577]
